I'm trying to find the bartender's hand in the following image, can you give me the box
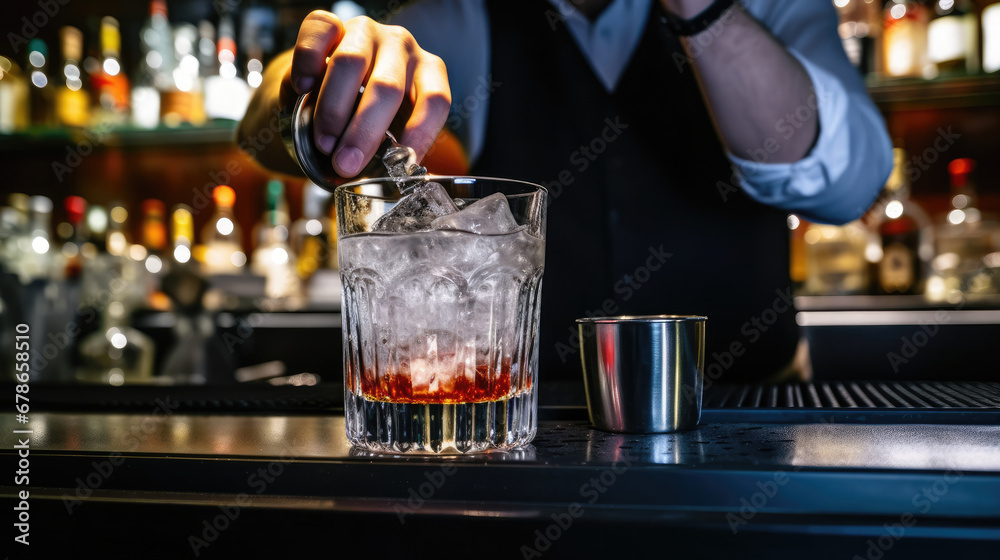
[240,11,451,177]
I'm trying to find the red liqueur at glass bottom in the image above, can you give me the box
[346,362,536,454]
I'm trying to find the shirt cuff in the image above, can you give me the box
[726,48,851,209]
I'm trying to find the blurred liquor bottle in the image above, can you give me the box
[166,23,206,125]
[0,56,29,133]
[292,182,337,280]
[132,1,171,128]
[77,204,155,385]
[90,17,131,126]
[252,179,301,300]
[171,204,196,266]
[984,1,1000,72]
[144,1,204,127]
[76,287,155,385]
[787,214,809,293]
[870,148,933,295]
[804,220,872,295]
[62,196,88,280]
[204,12,251,121]
[140,199,171,309]
[240,3,277,90]
[926,0,979,77]
[161,204,211,383]
[56,26,90,127]
[835,0,883,76]
[882,0,931,77]
[26,39,56,127]
[202,185,246,275]
[930,159,1000,299]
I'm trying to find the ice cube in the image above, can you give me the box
[430,192,520,234]
[371,181,458,233]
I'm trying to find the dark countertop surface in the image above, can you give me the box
[4,410,999,558]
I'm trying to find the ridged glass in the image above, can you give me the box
[336,177,546,453]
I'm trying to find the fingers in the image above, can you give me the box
[331,35,413,177]
[399,54,451,162]
[290,10,345,95]
[299,16,452,177]
[312,23,375,155]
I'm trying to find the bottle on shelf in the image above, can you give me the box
[90,16,131,126]
[985,1,1000,73]
[835,0,882,76]
[803,219,872,296]
[24,196,55,282]
[56,26,90,127]
[240,4,277,90]
[292,181,336,279]
[26,39,56,128]
[202,185,246,275]
[77,203,155,385]
[140,199,170,309]
[0,56,30,133]
[62,195,88,280]
[882,0,931,78]
[163,22,206,127]
[1,194,31,281]
[870,148,933,295]
[171,204,196,266]
[141,199,168,273]
[926,0,979,77]
[133,0,173,129]
[293,181,341,305]
[161,204,211,383]
[252,179,301,299]
[197,21,217,77]
[929,159,1000,299]
[144,2,203,127]
[204,12,251,121]
[86,204,109,255]
[76,289,155,385]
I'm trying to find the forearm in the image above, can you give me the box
[667,1,818,164]
[237,50,301,175]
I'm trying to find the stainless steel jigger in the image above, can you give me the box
[577,316,706,433]
[279,91,424,193]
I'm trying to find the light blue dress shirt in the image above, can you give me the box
[392,0,893,224]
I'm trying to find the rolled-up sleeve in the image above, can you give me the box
[731,0,893,225]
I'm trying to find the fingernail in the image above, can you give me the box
[336,147,364,177]
[317,135,336,154]
[294,77,314,93]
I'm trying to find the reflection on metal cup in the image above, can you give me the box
[577,315,706,433]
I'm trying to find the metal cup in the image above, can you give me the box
[577,316,706,433]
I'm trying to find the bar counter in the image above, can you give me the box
[4,387,1000,558]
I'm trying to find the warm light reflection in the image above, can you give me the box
[216,217,234,236]
[129,244,147,261]
[145,254,163,273]
[31,237,49,254]
[103,58,120,76]
[885,200,904,219]
[174,245,191,264]
[231,251,247,268]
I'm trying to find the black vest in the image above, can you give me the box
[473,0,798,381]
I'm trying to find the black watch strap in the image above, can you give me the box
[662,0,737,37]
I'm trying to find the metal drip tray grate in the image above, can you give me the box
[702,382,1000,424]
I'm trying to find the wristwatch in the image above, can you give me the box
[662,0,737,37]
